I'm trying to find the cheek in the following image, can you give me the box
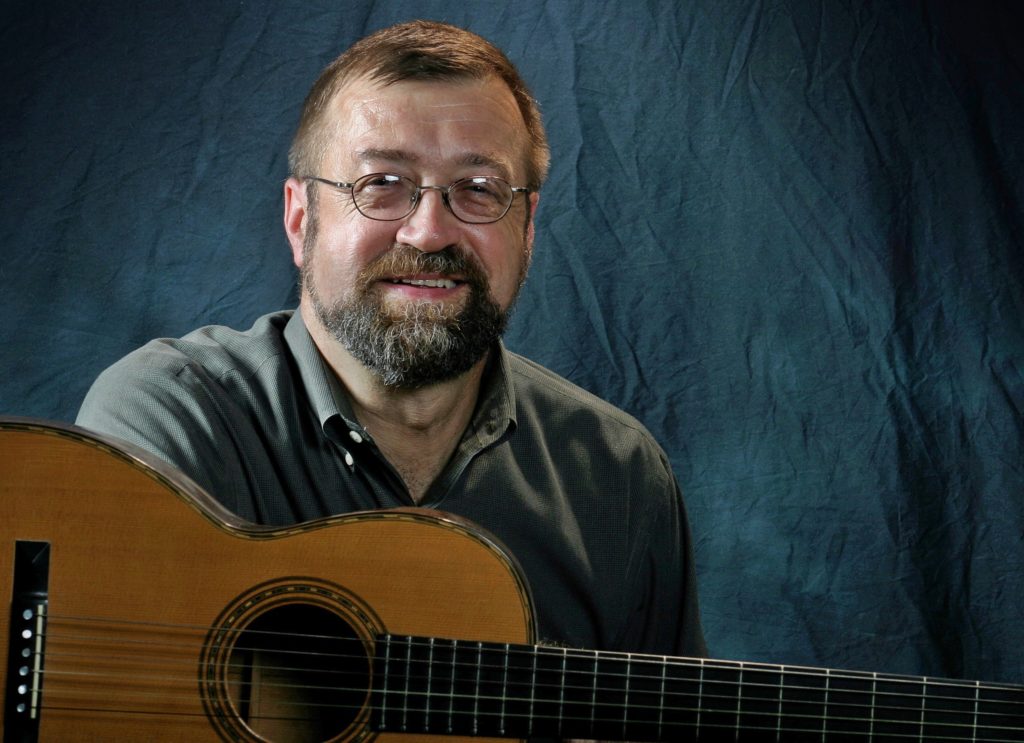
[316,220,397,273]
[476,228,530,303]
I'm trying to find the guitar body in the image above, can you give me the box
[0,419,534,742]
[5,418,1022,741]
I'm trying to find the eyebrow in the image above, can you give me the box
[354,148,514,181]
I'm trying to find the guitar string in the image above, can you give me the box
[32,700,1024,743]
[25,650,1024,736]
[32,666,1022,731]
[28,687,1024,742]
[31,639,1023,723]
[32,615,1024,715]
[28,618,1019,732]
[38,611,1021,700]
[29,623,1023,731]
[27,646,1023,734]
[28,629,1024,737]
[25,697,1024,743]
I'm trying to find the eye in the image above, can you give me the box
[353,174,415,217]
[455,178,505,202]
[359,174,404,190]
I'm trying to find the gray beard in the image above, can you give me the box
[304,243,512,389]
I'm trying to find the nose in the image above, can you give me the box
[395,186,462,253]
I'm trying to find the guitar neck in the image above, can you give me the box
[372,635,1023,741]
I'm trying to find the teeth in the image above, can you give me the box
[397,278,457,289]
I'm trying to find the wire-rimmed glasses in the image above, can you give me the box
[304,173,530,225]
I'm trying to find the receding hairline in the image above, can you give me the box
[316,74,531,179]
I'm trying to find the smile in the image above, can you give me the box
[389,278,460,289]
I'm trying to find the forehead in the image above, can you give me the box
[322,76,529,180]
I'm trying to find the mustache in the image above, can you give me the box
[359,244,488,288]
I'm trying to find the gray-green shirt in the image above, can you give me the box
[77,310,705,656]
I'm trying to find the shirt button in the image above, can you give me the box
[349,430,363,444]
[344,450,354,467]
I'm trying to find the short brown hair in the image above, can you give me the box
[288,20,550,190]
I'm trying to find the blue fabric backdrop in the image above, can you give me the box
[2,1,1022,684]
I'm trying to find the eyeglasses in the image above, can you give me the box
[304,173,530,225]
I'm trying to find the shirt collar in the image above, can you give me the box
[283,310,361,435]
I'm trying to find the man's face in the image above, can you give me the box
[289,76,537,388]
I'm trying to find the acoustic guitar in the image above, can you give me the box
[1,418,1021,741]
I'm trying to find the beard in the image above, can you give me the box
[301,218,525,389]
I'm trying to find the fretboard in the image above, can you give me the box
[371,635,1023,740]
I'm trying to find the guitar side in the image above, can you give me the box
[0,418,535,742]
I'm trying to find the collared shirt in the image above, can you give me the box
[77,310,705,656]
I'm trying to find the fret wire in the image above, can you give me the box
[379,634,392,730]
[425,637,434,733]
[824,667,830,739]
[919,676,927,743]
[473,641,482,737]
[592,650,600,735]
[528,642,537,731]
[973,680,980,743]
[736,660,744,739]
[623,652,632,740]
[697,656,705,734]
[870,672,877,738]
[657,654,666,739]
[402,634,412,732]
[557,646,567,738]
[448,638,458,734]
[776,664,785,742]
[499,642,509,736]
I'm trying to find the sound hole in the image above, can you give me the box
[226,602,370,743]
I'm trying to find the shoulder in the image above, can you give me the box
[507,350,657,437]
[504,350,674,481]
[105,310,294,383]
[77,310,297,437]
[75,311,299,515]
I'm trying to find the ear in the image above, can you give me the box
[283,176,308,268]
[525,191,540,250]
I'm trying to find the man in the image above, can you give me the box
[77,20,705,658]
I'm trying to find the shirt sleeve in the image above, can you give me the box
[75,344,260,521]
[618,444,708,658]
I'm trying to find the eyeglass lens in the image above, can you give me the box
[353,174,514,224]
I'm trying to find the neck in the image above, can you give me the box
[303,303,486,502]
[372,635,1023,741]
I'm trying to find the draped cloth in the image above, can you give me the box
[2,1,1021,683]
